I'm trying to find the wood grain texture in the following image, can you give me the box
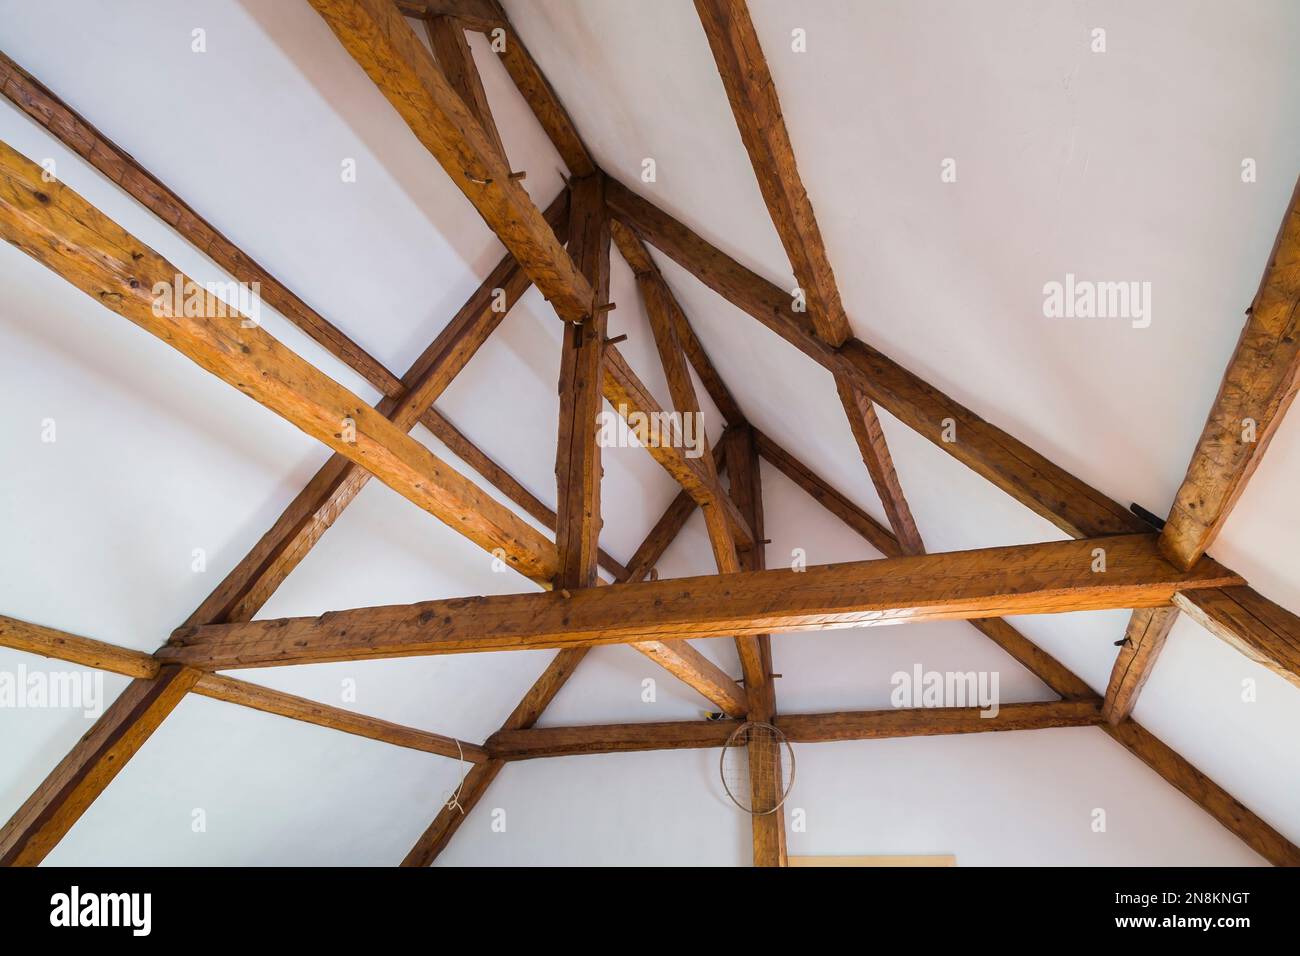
[0,138,558,585]
[554,173,608,589]
[307,0,594,323]
[0,49,391,398]
[159,535,1241,668]
[1161,178,1300,569]
[487,700,1103,760]
[1174,586,1300,690]
[0,614,488,761]
[612,218,744,424]
[724,425,785,866]
[969,609,1300,866]
[693,0,850,347]
[425,15,507,161]
[1103,720,1300,866]
[477,0,595,176]
[1102,607,1180,724]
[602,346,755,548]
[192,674,487,762]
[835,374,925,555]
[0,615,159,679]
[0,666,199,866]
[607,179,1150,540]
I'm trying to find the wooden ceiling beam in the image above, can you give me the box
[0,665,199,866]
[0,616,488,763]
[1101,607,1180,724]
[159,534,1240,668]
[307,0,594,323]
[0,50,610,597]
[0,138,560,585]
[487,699,1104,760]
[1161,179,1300,570]
[554,173,609,589]
[724,425,786,866]
[618,220,764,714]
[971,605,1300,866]
[692,0,851,347]
[602,347,755,548]
[1102,180,1300,722]
[1174,587,1300,690]
[423,14,507,162]
[470,0,596,177]
[835,377,926,555]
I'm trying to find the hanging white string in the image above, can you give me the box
[444,737,467,815]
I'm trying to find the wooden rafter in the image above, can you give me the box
[724,425,786,866]
[1174,587,1300,690]
[0,139,559,585]
[307,0,594,324]
[0,48,605,595]
[0,666,200,866]
[487,699,1105,760]
[159,534,1240,669]
[1102,607,1180,724]
[974,608,1300,866]
[1102,180,1300,720]
[616,219,765,718]
[1161,180,1300,569]
[692,0,850,347]
[0,617,488,761]
[691,0,922,556]
[554,172,609,589]
[602,348,755,548]
[424,14,507,161]
[835,378,926,555]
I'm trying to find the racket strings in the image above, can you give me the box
[720,722,794,815]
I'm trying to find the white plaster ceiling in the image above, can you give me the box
[0,0,1297,864]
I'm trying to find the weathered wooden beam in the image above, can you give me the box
[971,605,1300,866]
[835,376,926,555]
[487,699,1104,760]
[0,615,486,762]
[0,138,559,585]
[724,425,785,866]
[1101,607,1180,725]
[473,0,596,177]
[0,49,390,397]
[1102,720,1300,866]
[554,173,609,589]
[0,666,199,866]
[424,14,507,161]
[307,0,594,324]
[1161,179,1300,570]
[611,219,744,424]
[620,220,763,711]
[1102,180,1300,721]
[692,0,851,347]
[397,1,499,31]
[191,204,563,625]
[159,535,1241,669]
[606,179,1150,540]
[1174,586,1300,690]
[602,347,755,548]
[0,49,583,606]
